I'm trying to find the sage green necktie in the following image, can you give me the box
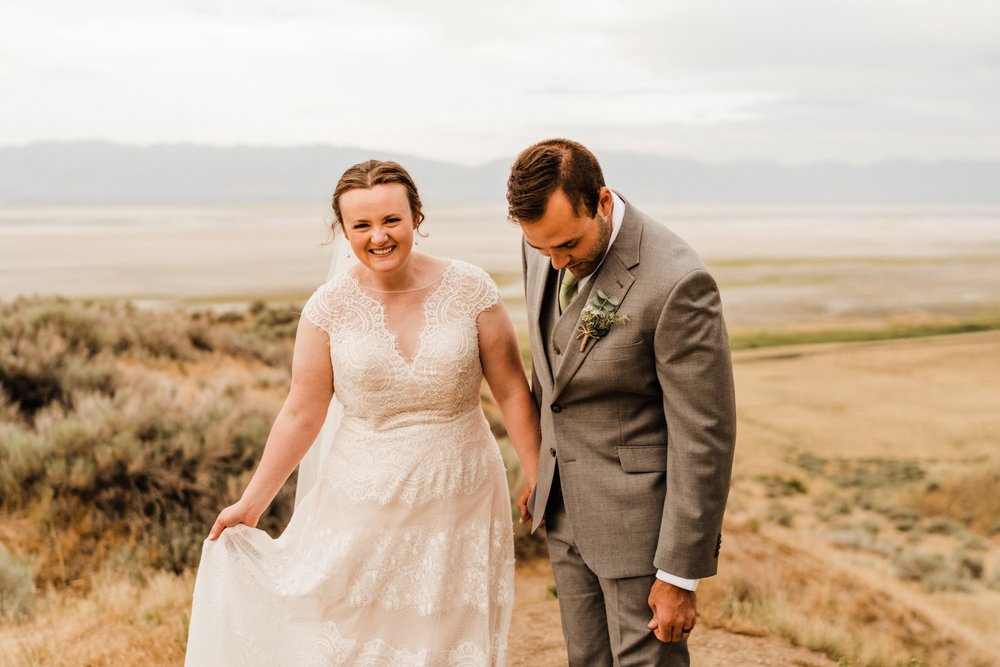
[559,270,579,312]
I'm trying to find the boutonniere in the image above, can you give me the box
[576,289,628,351]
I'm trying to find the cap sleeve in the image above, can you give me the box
[301,280,336,335]
[458,261,501,315]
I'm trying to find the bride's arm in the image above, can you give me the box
[208,317,333,539]
[478,301,541,520]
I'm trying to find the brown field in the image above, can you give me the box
[2,204,1000,665]
[3,332,999,665]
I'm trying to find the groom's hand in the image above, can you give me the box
[647,579,697,643]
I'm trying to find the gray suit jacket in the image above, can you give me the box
[523,195,736,580]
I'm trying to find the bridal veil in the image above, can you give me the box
[293,230,355,507]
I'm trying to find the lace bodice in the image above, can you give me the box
[302,260,500,431]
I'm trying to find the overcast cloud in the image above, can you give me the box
[2,0,998,164]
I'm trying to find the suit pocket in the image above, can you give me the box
[590,338,645,362]
[617,445,667,473]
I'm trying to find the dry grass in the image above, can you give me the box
[3,299,1000,665]
[699,524,996,667]
[906,465,1000,537]
[722,332,1000,664]
[0,569,193,667]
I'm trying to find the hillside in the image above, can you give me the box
[3,141,1000,205]
[2,296,998,665]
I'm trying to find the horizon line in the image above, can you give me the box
[3,139,999,169]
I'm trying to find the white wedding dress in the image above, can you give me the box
[185,260,515,666]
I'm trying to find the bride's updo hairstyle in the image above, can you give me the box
[331,160,425,232]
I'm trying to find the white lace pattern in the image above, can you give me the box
[185,260,514,666]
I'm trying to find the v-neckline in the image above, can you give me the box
[347,261,455,366]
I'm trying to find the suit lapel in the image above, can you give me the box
[551,198,643,401]
[551,256,634,398]
[527,248,556,390]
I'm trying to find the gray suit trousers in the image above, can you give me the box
[546,468,689,667]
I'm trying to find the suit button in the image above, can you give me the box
[551,403,562,413]
[549,448,556,457]
[554,345,561,355]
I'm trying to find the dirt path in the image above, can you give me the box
[508,560,836,666]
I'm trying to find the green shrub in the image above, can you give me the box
[889,510,920,533]
[925,517,961,536]
[758,474,808,497]
[0,543,35,622]
[0,297,299,587]
[830,458,925,489]
[893,549,946,582]
[961,533,988,551]
[0,327,70,415]
[893,548,981,593]
[0,422,47,507]
[766,502,795,527]
[986,568,1000,592]
[923,570,972,593]
[953,550,984,580]
[814,492,852,520]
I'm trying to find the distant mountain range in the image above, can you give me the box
[1,141,998,205]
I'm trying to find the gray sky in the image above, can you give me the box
[3,0,999,164]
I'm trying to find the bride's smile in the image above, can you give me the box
[339,182,420,284]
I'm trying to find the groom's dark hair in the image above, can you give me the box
[507,138,606,223]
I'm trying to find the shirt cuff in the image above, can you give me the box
[655,570,699,591]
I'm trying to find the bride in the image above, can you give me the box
[184,160,540,665]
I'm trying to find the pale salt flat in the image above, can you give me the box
[2,203,999,330]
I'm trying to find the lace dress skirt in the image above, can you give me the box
[185,408,515,666]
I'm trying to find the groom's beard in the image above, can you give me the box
[568,211,612,279]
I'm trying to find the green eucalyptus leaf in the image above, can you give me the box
[597,289,609,300]
[607,295,621,306]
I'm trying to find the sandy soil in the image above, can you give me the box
[731,330,1000,474]
[0,204,522,301]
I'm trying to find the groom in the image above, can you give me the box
[509,139,736,666]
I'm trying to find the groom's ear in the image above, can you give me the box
[597,187,613,218]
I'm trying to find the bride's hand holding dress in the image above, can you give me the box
[207,314,333,541]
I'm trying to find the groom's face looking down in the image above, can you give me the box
[519,186,614,279]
